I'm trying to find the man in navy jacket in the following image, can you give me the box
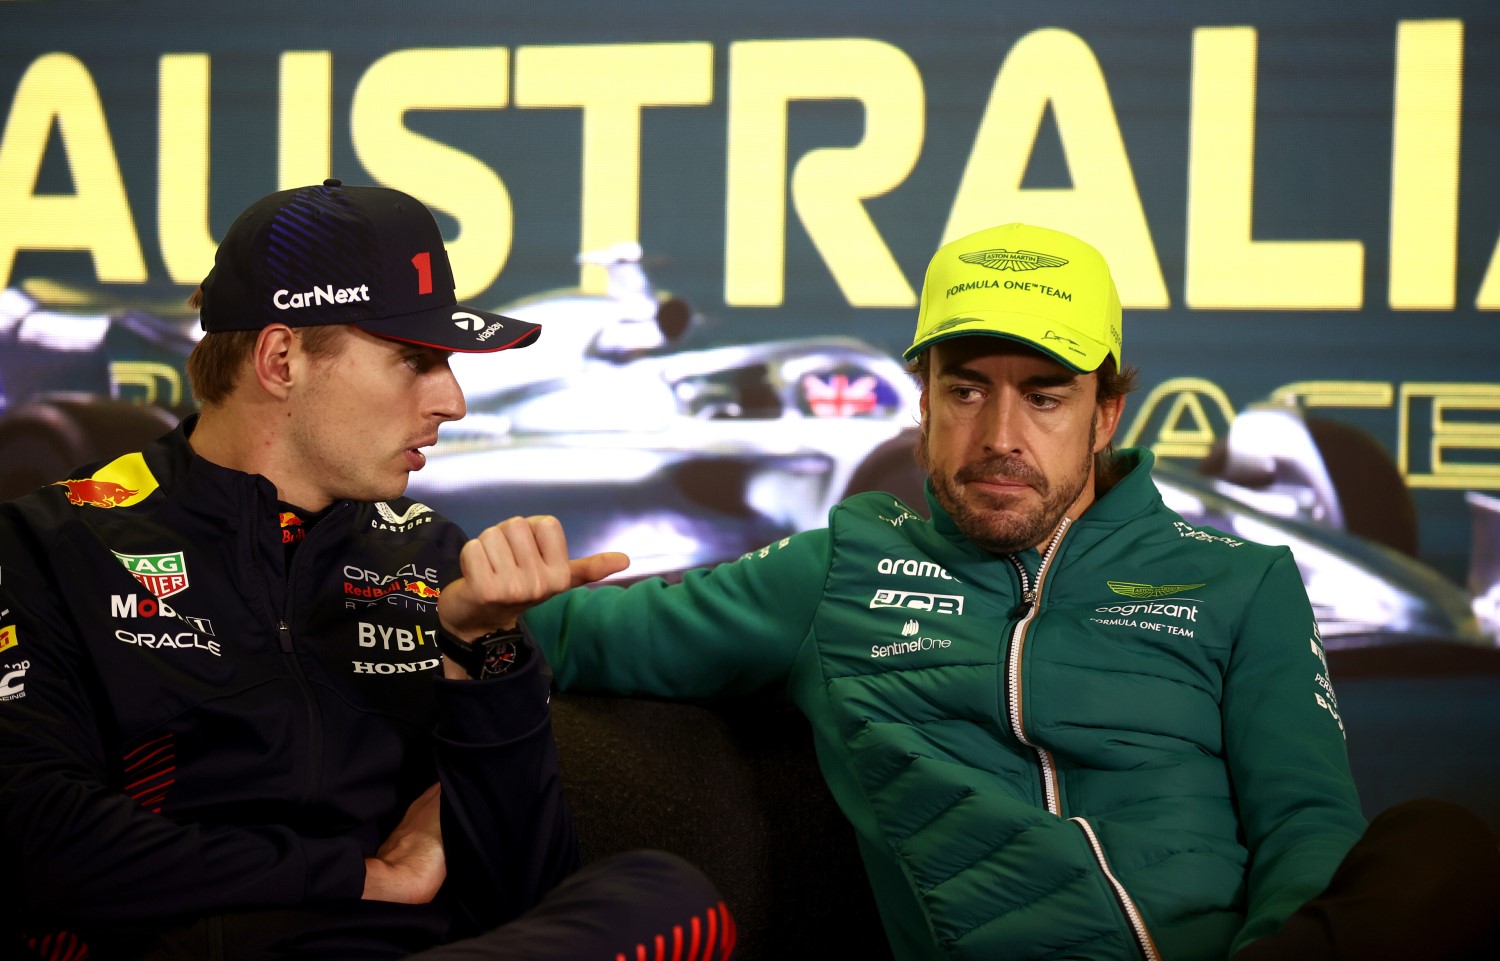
[0,179,735,961]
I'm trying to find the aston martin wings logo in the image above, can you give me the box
[958,248,1069,271]
[1107,581,1205,599]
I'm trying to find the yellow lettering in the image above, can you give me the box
[0,53,146,288]
[1186,28,1363,309]
[1268,381,1394,411]
[158,54,215,284]
[1120,377,1238,461]
[1480,239,1500,308]
[279,51,333,188]
[725,38,922,307]
[351,48,511,301]
[1390,20,1463,310]
[110,361,184,405]
[944,28,1167,308]
[515,43,713,293]
[1398,383,1500,489]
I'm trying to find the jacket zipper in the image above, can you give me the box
[1003,518,1070,813]
[275,502,347,806]
[1071,817,1162,961]
[1004,518,1160,961]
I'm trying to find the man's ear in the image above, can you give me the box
[252,325,298,400]
[1094,393,1126,453]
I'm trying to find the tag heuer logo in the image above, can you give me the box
[112,550,189,599]
[1107,580,1204,599]
[958,248,1068,272]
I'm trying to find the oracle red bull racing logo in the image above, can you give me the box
[56,478,139,508]
[112,551,189,599]
[343,563,442,610]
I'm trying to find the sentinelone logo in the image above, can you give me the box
[871,619,952,659]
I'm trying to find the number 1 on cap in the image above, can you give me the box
[411,252,433,295]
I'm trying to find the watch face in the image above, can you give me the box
[478,637,523,679]
[437,627,526,678]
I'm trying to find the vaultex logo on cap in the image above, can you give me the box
[905,223,1122,373]
[199,179,540,354]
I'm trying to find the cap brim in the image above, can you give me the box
[904,312,1110,373]
[354,303,541,353]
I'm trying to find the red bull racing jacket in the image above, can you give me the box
[526,449,1367,961]
[0,417,578,958]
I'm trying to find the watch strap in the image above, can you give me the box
[436,625,527,679]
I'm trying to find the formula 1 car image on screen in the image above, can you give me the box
[0,249,1494,651]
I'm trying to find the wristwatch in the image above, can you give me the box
[435,625,528,679]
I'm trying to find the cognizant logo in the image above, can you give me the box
[1093,600,1199,622]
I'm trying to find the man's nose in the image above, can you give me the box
[982,393,1025,454]
[431,366,467,422]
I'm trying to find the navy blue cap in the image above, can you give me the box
[198,179,540,353]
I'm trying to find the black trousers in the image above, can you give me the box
[1236,799,1500,961]
[412,850,735,961]
[99,850,730,961]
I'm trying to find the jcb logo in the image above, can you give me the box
[870,590,964,615]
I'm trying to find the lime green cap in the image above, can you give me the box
[905,222,1122,373]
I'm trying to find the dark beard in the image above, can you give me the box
[921,420,1096,554]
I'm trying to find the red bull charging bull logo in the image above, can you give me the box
[56,478,139,508]
[279,511,307,546]
[403,579,441,600]
[51,452,159,509]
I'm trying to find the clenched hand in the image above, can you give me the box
[437,514,628,646]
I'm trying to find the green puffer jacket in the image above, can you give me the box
[526,449,1366,960]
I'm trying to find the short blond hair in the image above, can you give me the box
[185,287,349,405]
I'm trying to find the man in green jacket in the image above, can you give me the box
[523,223,1496,960]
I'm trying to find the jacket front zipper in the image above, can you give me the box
[1001,515,1161,961]
[1003,517,1070,813]
[1072,817,1163,961]
[275,502,347,806]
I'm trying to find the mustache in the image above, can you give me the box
[954,456,1046,489]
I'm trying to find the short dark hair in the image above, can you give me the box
[185,287,350,406]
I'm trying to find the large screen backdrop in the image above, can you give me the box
[2,0,1498,593]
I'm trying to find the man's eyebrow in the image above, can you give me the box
[1022,371,1083,391]
[936,362,1082,391]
